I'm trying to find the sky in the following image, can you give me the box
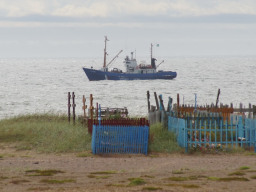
[0,0,256,58]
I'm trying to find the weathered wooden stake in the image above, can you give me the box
[72,92,76,124]
[90,94,93,120]
[154,92,159,110]
[215,88,220,108]
[253,105,256,119]
[68,92,71,123]
[147,91,150,113]
[82,95,87,124]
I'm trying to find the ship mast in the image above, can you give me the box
[103,36,109,68]
[150,43,153,60]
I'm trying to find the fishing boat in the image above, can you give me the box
[83,36,177,81]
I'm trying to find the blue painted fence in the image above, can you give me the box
[168,115,256,153]
[92,124,149,155]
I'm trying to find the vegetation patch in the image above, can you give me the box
[87,174,111,179]
[128,178,146,186]
[166,183,200,188]
[25,169,64,176]
[90,171,117,175]
[76,151,92,157]
[239,166,250,170]
[149,123,182,153]
[141,175,155,178]
[208,177,249,182]
[172,170,185,174]
[250,176,256,179]
[10,179,30,184]
[142,186,163,191]
[0,114,91,153]
[40,179,75,184]
[0,176,8,180]
[27,187,51,191]
[106,183,125,187]
[167,175,203,181]
[0,155,3,159]
[228,171,246,176]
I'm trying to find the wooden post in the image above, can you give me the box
[90,94,93,120]
[96,103,98,120]
[253,105,256,119]
[72,92,76,124]
[248,103,252,119]
[177,93,180,117]
[147,91,150,113]
[154,92,159,110]
[68,92,71,123]
[215,88,220,108]
[82,95,87,123]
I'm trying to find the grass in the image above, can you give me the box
[167,175,203,181]
[142,186,163,191]
[76,151,92,157]
[166,183,200,188]
[172,170,185,174]
[228,171,246,176]
[149,123,182,153]
[128,178,146,186]
[90,171,117,174]
[208,177,249,182]
[250,176,256,179]
[25,169,64,176]
[88,175,111,179]
[40,179,75,184]
[0,114,91,153]
[239,166,250,170]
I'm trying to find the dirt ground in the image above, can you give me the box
[0,144,256,192]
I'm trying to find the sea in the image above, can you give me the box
[0,56,256,120]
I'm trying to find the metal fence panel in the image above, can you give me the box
[91,124,149,155]
[168,115,256,153]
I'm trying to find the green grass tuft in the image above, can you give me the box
[239,166,250,170]
[172,170,185,174]
[167,176,201,181]
[40,179,75,184]
[76,151,92,157]
[208,177,249,182]
[106,183,125,187]
[166,183,200,188]
[90,171,117,175]
[142,186,163,191]
[25,169,64,176]
[128,178,146,186]
[149,123,182,153]
[0,114,91,153]
[228,171,246,176]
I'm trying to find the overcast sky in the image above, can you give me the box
[0,0,256,58]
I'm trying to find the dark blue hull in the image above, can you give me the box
[83,68,177,81]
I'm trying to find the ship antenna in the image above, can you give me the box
[103,36,109,68]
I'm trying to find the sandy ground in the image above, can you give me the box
[0,145,256,192]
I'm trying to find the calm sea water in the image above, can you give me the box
[0,56,255,119]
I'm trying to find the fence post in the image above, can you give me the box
[68,92,71,123]
[82,95,87,124]
[154,92,159,110]
[90,94,94,120]
[72,92,76,125]
[253,105,256,119]
[147,91,150,113]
